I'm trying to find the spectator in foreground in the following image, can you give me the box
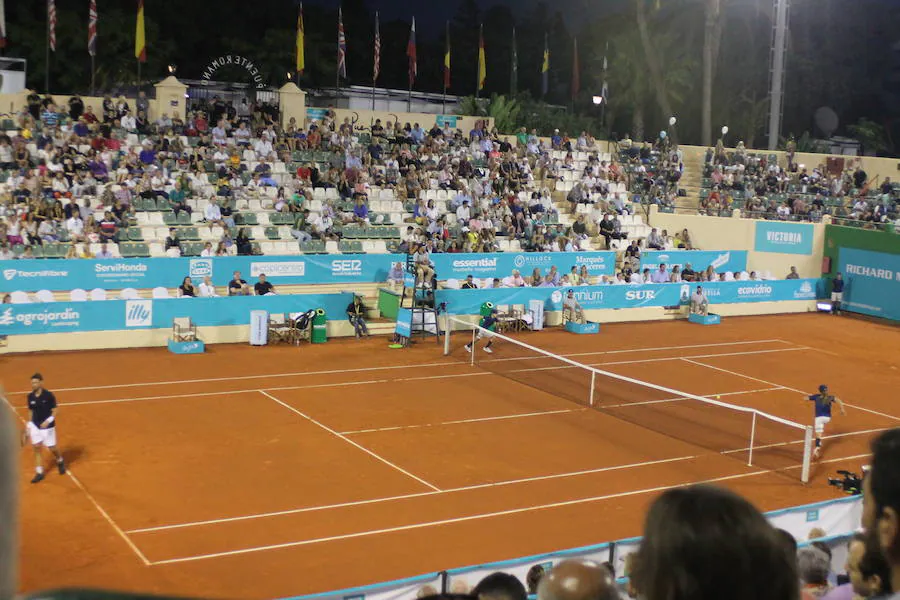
[461,275,479,289]
[787,266,800,279]
[537,559,618,600]
[227,270,251,296]
[862,428,900,600]
[198,276,218,297]
[633,485,799,600]
[472,572,527,600]
[177,276,196,298]
[798,546,833,598]
[822,532,891,600]
[254,273,275,296]
[0,391,16,599]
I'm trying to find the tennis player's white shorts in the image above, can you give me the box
[26,422,57,447]
[814,416,831,435]
[831,292,843,302]
[475,329,494,340]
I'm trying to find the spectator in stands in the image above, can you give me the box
[254,274,275,296]
[650,263,669,284]
[460,274,479,289]
[691,286,709,316]
[799,546,833,598]
[563,290,584,324]
[414,245,435,287]
[509,270,526,287]
[178,276,197,298]
[163,227,181,257]
[235,228,253,255]
[199,276,218,297]
[647,228,665,250]
[346,295,370,339]
[387,263,405,287]
[786,266,800,279]
[822,533,888,600]
[681,262,697,282]
[228,271,251,296]
[624,240,641,271]
[204,197,226,229]
[633,485,798,600]
[65,210,85,242]
[95,242,113,259]
[537,560,618,600]
[669,265,682,283]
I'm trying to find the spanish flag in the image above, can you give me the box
[477,25,486,91]
[541,34,549,97]
[135,0,146,63]
[296,4,305,74]
[443,21,451,90]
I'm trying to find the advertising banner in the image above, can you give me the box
[639,250,748,273]
[837,247,900,321]
[754,221,815,255]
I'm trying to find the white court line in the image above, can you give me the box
[9,339,789,395]
[0,392,150,566]
[41,348,806,409]
[145,452,870,566]
[681,358,900,423]
[258,390,442,492]
[341,388,784,435]
[127,454,695,535]
[720,426,893,455]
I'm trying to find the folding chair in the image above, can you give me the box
[172,317,198,342]
[267,313,294,344]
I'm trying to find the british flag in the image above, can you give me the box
[88,0,97,57]
[337,7,347,79]
[48,0,56,52]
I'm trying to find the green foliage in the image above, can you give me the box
[779,132,827,154]
[457,93,598,137]
[847,119,889,155]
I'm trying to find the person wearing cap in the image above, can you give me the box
[806,384,846,459]
[563,289,585,324]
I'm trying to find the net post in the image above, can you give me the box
[470,326,477,366]
[748,411,757,466]
[443,316,451,356]
[801,425,814,484]
[589,371,596,406]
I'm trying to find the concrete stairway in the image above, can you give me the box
[676,150,705,215]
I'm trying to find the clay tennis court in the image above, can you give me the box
[7,313,899,599]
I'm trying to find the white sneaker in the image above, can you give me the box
[464,345,472,353]
[483,346,493,354]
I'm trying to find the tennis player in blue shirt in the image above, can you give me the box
[808,384,846,459]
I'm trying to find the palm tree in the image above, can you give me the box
[702,0,725,146]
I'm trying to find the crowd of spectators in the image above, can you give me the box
[699,139,900,228]
[0,91,640,261]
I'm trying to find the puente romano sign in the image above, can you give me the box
[201,55,265,88]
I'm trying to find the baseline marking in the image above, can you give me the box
[145,452,868,566]
[10,339,790,395]
[681,358,900,423]
[258,390,441,492]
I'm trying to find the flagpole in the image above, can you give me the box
[372,12,377,111]
[45,3,50,92]
[442,21,448,115]
[475,23,482,99]
[91,55,96,96]
[336,7,341,102]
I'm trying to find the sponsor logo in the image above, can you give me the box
[175,341,203,353]
[453,257,498,270]
[3,268,70,281]
[189,258,213,279]
[331,259,363,276]
[572,290,604,303]
[574,255,609,271]
[793,280,817,299]
[658,254,671,263]
[94,263,148,277]
[710,252,731,270]
[680,284,691,301]
[845,264,896,280]
[766,231,803,244]
[250,261,306,278]
[550,290,563,304]
[737,284,773,296]
[512,254,553,269]
[0,307,80,328]
[125,300,153,327]
[625,289,657,301]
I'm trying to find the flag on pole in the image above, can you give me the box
[477,25,486,91]
[407,17,417,86]
[541,34,549,97]
[373,12,381,83]
[443,21,451,90]
[0,0,7,49]
[337,7,347,78]
[48,0,56,52]
[88,0,98,57]
[601,40,609,103]
[135,0,146,62]
[510,27,518,95]
[571,36,580,100]
[296,4,305,74]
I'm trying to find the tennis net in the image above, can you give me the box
[444,316,814,483]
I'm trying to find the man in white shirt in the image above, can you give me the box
[254,138,275,161]
[456,200,472,223]
[198,276,218,297]
[121,113,137,132]
[65,214,85,241]
[211,120,228,145]
[647,228,665,250]
[650,263,670,284]
[95,243,114,259]
[563,289,584,324]
[204,198,225,228]
[690,286,709,315]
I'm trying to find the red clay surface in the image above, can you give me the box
[5,313,899,599]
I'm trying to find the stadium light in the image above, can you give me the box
[669,116,677,126]
[167,64,177,74]
[592,96,604,105]
[721,125,729,136]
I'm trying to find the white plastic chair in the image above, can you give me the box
[70,288,88,302]
[152,287,171,299]
[119,287,140,300]
[9,290,30,304]
[445,278,460,290]
[34,290,55,303]
[90,288,107,301]
[724,272,735,282]
[739,271,751,281]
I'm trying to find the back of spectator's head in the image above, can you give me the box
[865,428,900,566]
[472,572,527,600]
[537,560,617,600]
[634,485,798,600]
[856,531,893,597]
[526,564,546,594]
[797,546,830,585]
[775,528,798,556]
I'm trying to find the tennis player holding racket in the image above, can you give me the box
[807,384,846,460]
[465,302,499,355]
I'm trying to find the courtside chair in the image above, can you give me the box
[119,288,140,300]
[172,317,198,342]
[90,288,107,301]
[70,289,88,302]
[34,290,55,303]
[267,314,294,345]
[152,287,171,299]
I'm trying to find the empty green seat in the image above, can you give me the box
[177,211,192,225]
[163,213,178,226]
[265,227,280,240]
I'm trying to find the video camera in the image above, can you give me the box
[827,467,869,495]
